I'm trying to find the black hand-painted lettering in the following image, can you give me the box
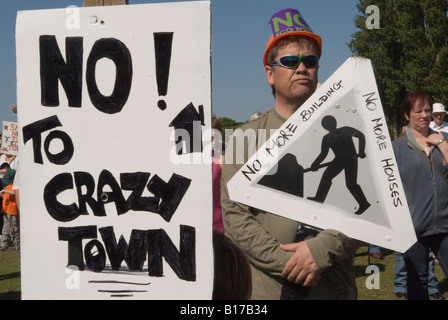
[59,225,196,281]
[44,130,74,165]
[74,171,103,216]
[147,173,191,222]
[98,226,129,271]
[97,169,127,215]
[120,172,159,212]
[58,226,97,270]
[44,172,80,222]
[45,171,191,222]
[84,239,106,272]
[147,225,196,281]
[125,230,149,271]
[154,32,173,110]
[40,36,83,108]
[22,115,63,164]
[86,38,133,114]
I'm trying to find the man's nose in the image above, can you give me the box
[295,61,309,73]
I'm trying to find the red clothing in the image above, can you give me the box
[213,158,224,232]
[2,185,18,215]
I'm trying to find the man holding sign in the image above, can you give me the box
[221,8,360,299]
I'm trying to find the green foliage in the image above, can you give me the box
[349,0,448,138]
[218,117,245,144]
[219,117,245,131]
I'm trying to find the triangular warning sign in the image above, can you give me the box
[227,57,417,253]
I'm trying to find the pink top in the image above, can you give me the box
[213,158,224,232]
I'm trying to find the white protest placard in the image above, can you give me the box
[227,57,417,253]
[1,121,19,156]
[17,1,213,300]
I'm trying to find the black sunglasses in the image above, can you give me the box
[271,55,319,69]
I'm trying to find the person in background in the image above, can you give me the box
[249,111,262,122]
[0,163,19,251]
[393,102,446,300]
[0,154,18,171]
[212,116,225,233]
[392,90,448,299]
[394,251,444,300]
[0,174,4,244]
[430,103,448,133]
[221,8,360,300]
[0,104,18,247]
[9,104,19,212]
[369,244,383,260]
[212,230,252,299]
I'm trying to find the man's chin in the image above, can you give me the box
[292,88,315,106]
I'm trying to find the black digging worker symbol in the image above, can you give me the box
[307,115,371,215]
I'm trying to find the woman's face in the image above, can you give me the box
[405,99,432,132]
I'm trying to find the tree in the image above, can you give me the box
[349,0,448,138]
[218,117,244,145]
[219,117,244,131]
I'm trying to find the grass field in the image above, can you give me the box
[354,245,447,300]
[0,247,20,300]
[0,244,446,300]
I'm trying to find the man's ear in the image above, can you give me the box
[265,65,274,86]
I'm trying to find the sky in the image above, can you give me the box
[0,0,361,125]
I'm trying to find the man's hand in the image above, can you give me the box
[280,241,322,287]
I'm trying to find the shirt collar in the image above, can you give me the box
[405,127,437,152]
